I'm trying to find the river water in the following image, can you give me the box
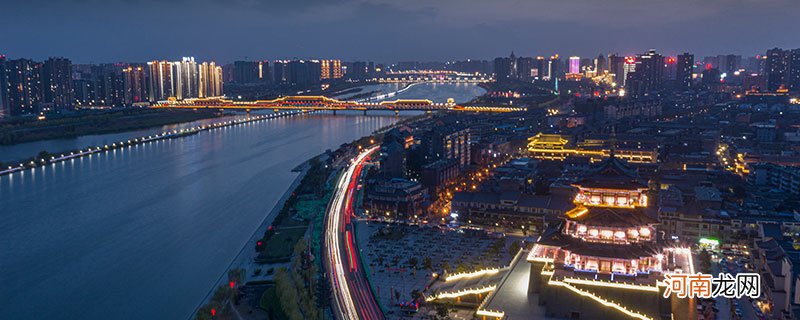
[0,83,485,319]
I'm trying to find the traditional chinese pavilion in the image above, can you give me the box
[520,155,693,320]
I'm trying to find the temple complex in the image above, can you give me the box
[473,155,695,320]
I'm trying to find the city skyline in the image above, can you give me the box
[2,0,799,63]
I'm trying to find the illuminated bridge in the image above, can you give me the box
[375,71,492,83]
[151,95,524,113]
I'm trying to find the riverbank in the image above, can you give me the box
[0,110,305,177]
[192,113,431,320]
[0,109,222,145]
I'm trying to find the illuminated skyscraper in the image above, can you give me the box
[320,60,343,80]
[569,56,580,74]
[199,61,223,98]
[172,57,199,100]
[122,65,147,105]
[625,49,664,98]
[258,60,270,83]
[147,60,173,102]
[608,54,626,86]
[595,54,607,73]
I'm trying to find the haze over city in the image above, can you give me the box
[2,0,799,62]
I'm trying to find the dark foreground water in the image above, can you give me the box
[0,84,484,319]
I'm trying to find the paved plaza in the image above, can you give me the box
[356,221,518,318]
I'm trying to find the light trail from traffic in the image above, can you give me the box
[324,146,384,320]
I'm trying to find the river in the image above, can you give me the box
[0,83,485,319]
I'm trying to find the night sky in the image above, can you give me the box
[1,0,798,63]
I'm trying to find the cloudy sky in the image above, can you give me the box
[1,0,798,63]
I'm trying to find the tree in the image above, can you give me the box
[408,257,418,269]
[423,257,432,270]
[509,240,521,255]
[37,150,51,161]
[410,289,421,300]
[434,303,451,320]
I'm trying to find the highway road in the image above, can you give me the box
[324,146,385,320]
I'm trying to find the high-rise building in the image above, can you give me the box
[90,64,125,107]
[516,57,534,80]
[41,57,74,111]
[625,49,664,98]
[147,60,173,102]
[622,56,636,87]
[493,52,518,83]
[5,58,41,115]
[172,57,199,100]
[0,55,9,118]
[273,60,289,84]
[765,48,789,91]
[258,60,270,83]
[534,57,546,79]
[676,53,694,89]
[198,61,223,98]
[122,65,147,105]
[789,49,800,92]
[595,54,607,74]
[608,54,626,86]
[233,61,259,84]
[320,59,343,80]
[287,60,321,88]
[569,56,580,74]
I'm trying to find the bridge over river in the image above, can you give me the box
[152,95,524,114]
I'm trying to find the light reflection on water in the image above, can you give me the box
[0,84,483,319]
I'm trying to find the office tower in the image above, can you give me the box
[625,49,664,98]
[41,57,74,111]
[676,53,694,89]
[516,56,534,80]
[569,56,580,74]
[122,65,147,105]
[147,60,173,102]
[199,61,223,98]
[608,54,626,86]
[622,56,636,87]
[595,54,607,74]
[0,55,8,118]
[765,48,789,91]
[233,61,259,84]
[5,59,42,116]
